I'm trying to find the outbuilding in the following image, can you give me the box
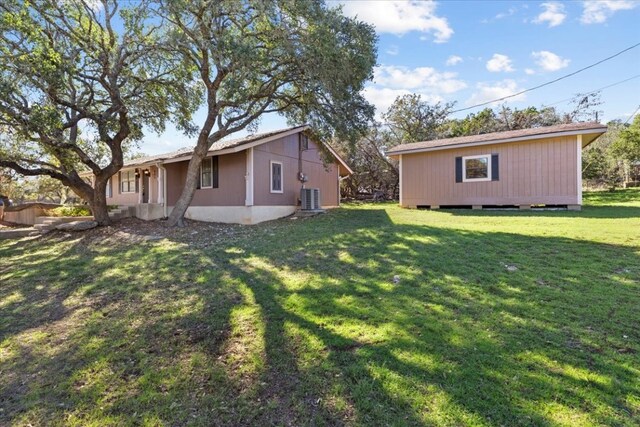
[387,122,607,210]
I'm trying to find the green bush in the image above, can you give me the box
[45,206,93,217]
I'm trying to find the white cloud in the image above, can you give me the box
[363,64,467,117]
[338,1,453,42]
[486,54,515,72]
[445,55,463,66]
[533,2,567,27]
[532,50,570,71]
[373,65,467,93]
[386,45,399,56]
[525,68,536,75]
[466,80,526,106]
[581,0,638,24]
[481,6,518,23]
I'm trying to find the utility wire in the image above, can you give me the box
[624,104,640,124]
[541,73,640,107]
[451,41,640,114]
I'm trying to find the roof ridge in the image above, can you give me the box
[123,125,309,167]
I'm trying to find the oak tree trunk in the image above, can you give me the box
[91,177,112,226]
[166,144,209,227]
[166,107,217,227]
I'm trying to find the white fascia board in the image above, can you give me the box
[162,126,311,165]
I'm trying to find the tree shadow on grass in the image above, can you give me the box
[1,209,639,426]
[0,232,249,425]
[439,205,640,219]
[225,209,640,425]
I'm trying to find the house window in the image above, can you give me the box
[120,170,136,193]
[299,134,309,151]
[463,155,492,182]
[270,161,283,193]
[106,177,112,198]
[201,157,213,188]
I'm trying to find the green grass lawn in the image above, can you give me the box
[1,189,639,426]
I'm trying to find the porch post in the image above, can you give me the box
[156,166,164,204]
[245,147,254,206]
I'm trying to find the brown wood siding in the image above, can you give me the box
[253,134,339,207]
[401,135,579,206]
[165,151,246,206]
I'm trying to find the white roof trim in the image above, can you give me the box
[80,126,354,176]
[323,142,354,176]
[161,126,353,176]
[162,126,311,164]
[388,127,607,157]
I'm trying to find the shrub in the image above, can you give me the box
[45,206,93,217]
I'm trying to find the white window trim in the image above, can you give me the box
[120,169,136,193]
[200,157,213,189]
[270,160,283,194]
[462,154,492,182]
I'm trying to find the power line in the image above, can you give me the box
[451,41,640,114]
[541,73,640,107]
[624,104,640,124]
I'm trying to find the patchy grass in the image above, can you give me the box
[1,189,639,426]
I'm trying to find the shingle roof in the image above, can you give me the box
[387,122,608,155]
[208,125,308,151]
[124,147,194,167]
[123,125,308,167]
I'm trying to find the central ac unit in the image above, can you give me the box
[300,188,320,210]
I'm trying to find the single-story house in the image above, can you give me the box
[387,122,607,210]
[90,125,352,224]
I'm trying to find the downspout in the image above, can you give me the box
[157,163,168,218]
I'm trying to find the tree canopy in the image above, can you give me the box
[0,0,196,224]
[160,0,377,226]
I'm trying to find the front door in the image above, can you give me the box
[142,172,149,203]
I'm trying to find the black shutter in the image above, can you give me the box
[212,156,219,188]
[118,172,121,194]
[491,154,499,181]
[455,157,463,183]
[196,162,201,189]
[135,170,139,193]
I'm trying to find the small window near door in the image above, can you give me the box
[106,177,112,198]
[120,170,136,193]
[201,157,213,188]
[463,155,491,182]
[270,161,283,193]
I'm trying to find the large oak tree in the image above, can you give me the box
[160,0,377,226]
[0,0,196,224]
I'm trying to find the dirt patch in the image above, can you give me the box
[0,220,32,230]
[39,217,256,249]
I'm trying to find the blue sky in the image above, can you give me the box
[142,0,640,155]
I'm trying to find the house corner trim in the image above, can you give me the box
[245,147,254,206]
